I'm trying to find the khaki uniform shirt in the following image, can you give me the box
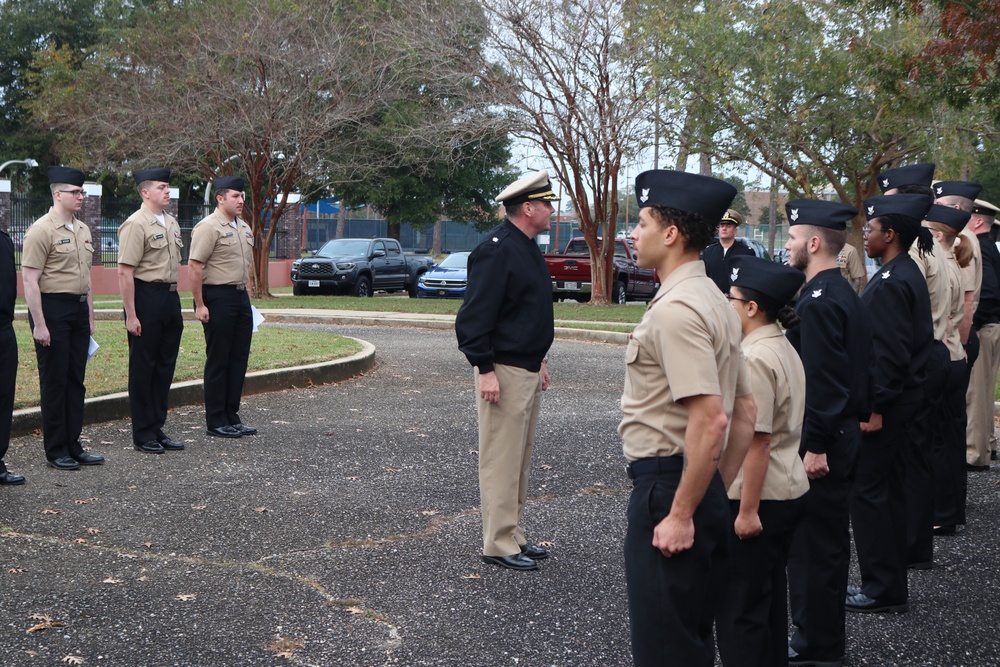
[960,227,983,312]
[189,209,254,285]
[620,261,751,462]
[727,324,809,501]
[117,203,183,283]
[940,246,965,361]
[837,243,866,284]
[909,241,951,343]
[21,208,93,294]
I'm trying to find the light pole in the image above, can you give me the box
[0,158,39,176]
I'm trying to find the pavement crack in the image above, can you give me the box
[1,527,403,653]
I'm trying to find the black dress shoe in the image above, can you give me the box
[788,646,844,667]
[933,525,957,536]
[520,544,549,560]
[74,452,105,465]
[207,425,242,438]
[0,471,26,485]
[992,451,998,461]
[157,437,185,451]
[135,441,165,454]
[908,560,934,570]
[846,584,861,598]
[482,553,539,570]
[47,457,81,470]
[845,592,908,613]
[967,463,990,472]
[230,423,257,435]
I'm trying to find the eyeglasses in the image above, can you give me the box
[862,224,885,236]
[57,189,85,197]
[725,293,750,303]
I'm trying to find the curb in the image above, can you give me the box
[10,338,375,438]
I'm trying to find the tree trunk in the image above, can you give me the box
[336,205,346,239]
[386,220,400,240]
[251,233,270,298]
[432,219,443,256]
[767,174,778,257]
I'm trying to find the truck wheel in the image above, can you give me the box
[614,280,627,305]
[352,276,372,298]
[292,283,303,296]
[407,273,423,298]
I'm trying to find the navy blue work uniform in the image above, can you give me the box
[853,253,933,606]
[0,228,16,472]
[786,267,873,662]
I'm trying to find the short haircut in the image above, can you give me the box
[215,188,234,202]
[137,180,153,195]
[504,202,526,219]
[798,224,846,257]
[49,183,60,195]
[936,194,974,213]
[645,206,713,252]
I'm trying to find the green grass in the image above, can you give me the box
[22,288,648,324]
[11,321,361,410]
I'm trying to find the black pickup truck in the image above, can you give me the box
[290,238,435,297]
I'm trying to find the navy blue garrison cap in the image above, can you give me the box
[47,166,85,187]
[924,204,971,233]
[635,170,737,223]
[728,255,805,305]
[213,176,244,191]
[133,168,170,185]
[935,181,982,201]
[878,163,934,193]
[785,199,858,230]
[864,194,933,223]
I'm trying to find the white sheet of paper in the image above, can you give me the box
[88,337,99,360]
[251,305,265,333]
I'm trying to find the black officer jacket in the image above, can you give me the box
[702,240,755,293]
[456,219,555,374]
[861,253,933,411]
[0,229,14,327]
[974,233,1000,328]
[788,268,874,454]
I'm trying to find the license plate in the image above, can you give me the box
[308,280,320,288]
[564,281,578,290]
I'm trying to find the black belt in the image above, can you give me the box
[204,284,246,292]
[135,280,177,292]
[42,293,88,302]
[627,456,683,479]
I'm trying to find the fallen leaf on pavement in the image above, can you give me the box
[102,578,123,585]
[41,509,60,515]
[61,656,84,665]
[175,593,196,602]
[460,574,482,580]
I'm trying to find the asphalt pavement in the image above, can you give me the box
[0,322,998,666]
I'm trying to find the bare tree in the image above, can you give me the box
[472,0,649,304]
[29,0,497,296]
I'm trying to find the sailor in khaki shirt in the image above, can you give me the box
[837,242,867,294]
[715,256,808,667]
[924,205,973,533]
[189,176,257,438]
[21,166,104,470]
[117,168,186,455]
[619,169,755,667]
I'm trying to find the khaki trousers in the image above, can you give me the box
[476,363,543,557]
[966,323,1000,466]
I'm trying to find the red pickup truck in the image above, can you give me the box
[544,237,659,304]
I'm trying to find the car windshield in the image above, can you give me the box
[438,253,469,269]
[315,239,371,258]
